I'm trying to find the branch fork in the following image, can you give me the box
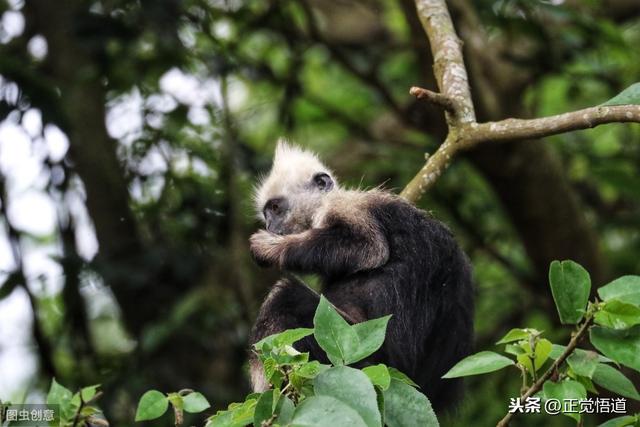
[401,0,640,203]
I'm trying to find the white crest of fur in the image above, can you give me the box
[253,139,336,218]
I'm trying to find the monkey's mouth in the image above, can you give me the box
[266,218,291,235]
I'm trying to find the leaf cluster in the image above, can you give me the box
[46,379,106,427]
[444,260,640,426]
[205,296,437,427]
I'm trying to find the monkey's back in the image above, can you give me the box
[324,192,474,412]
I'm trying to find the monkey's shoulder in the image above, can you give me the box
[314,189,426,228]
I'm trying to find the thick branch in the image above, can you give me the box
[402,0,606,289]
[401,135,455,201]
[414,0,476,124]
[404,0,640,206]
[401,104,640,201]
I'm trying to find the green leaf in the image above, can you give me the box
[590,326,640,372]
[245,392,261,401]
[597,415,638,427]
[47,378,77,422]
[207,399,257,427]
[542,379,586,422]
[383,379,439,427]
[567,349,599,378]
[504,344,525,356]
[79,385,100,402]
[262,357,284,389]
[496,328,531,344]
[275,395,295,425]
[290,395,368,427]
[313,296,359,365]
[205,411,234,427]
[549,260,591,324]
[47,378,73,406]
[80,405,101,417]
[598,276,640,306]
[135,390,169,422]
[253,390,275,427]
[595,300,640,330]
[347,315,391,364]
[183,392,211,413]
[516,354,533,376]
[269,344,309,366]
[374,386,385,425]
[592,363,640,401]
[295,361,328,379]
[230,399,258,425]
[363,364,391,390]
[254,328,314,352]
[313,366,381,427]
[442,351,514,378]
[291,362,330,392]
[549,344,613,363]
[517,338,552,375]
[387,368,419,388]
[572,374,598,394]
[602,83,640,106]
[535,339,552,371]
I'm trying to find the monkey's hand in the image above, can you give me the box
[250,230,285,268]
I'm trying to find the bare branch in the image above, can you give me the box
[467,105,640,146]
[401,103,640,201]
[402,0,640,204]
[414,0,476,124]
[401,135,456,201]
[409,86,456,113]
[400,0,640,206]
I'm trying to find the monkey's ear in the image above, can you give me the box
[313,172,334,191]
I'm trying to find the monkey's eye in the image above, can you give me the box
[313,173,333,191]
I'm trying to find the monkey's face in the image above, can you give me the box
[262,172,334,235]
[255,141,337,235]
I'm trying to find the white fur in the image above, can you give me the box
[250,360,269,392]
[253,139,337,219]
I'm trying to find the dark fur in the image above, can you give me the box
[250,194,474,412]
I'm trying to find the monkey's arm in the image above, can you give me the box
[250,218,389,277]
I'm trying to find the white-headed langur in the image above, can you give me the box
[249,140,474,412]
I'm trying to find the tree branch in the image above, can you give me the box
[467,105,640,146]
[402,0,640,203]
[414,0,475,125]
[409,86,456,113]
[496,313,595,427]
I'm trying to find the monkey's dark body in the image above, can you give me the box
[250,194,474,412]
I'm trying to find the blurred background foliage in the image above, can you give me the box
[0,0,639,425]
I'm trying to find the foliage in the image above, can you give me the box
[205,296,437,427]
[135,389,211,423]
[444,260,640,425]
[128,296,436,426]
[45,379,106,427]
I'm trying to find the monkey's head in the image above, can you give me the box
[254,140,337,235]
